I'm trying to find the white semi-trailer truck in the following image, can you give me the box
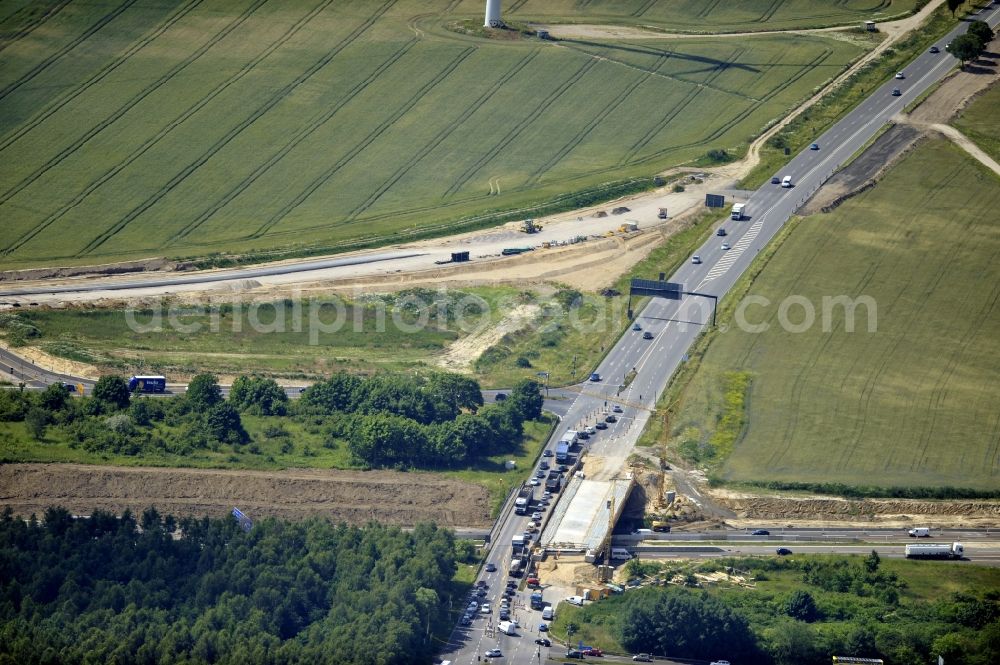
[904,542,964,559]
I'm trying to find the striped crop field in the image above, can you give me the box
[0,0,883,269]
[477,0,922,32]
[668,139,1000,490]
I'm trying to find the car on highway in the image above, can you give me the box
[535,638,551,647]
[529,478,540,486]
[467,601,478,611]
[540,461,550,470]
[930,45,940,53]
[566,651,585,659]
[535,469,546,479]
[716,227,727,236]
[506,580,517,589]
[583,647,604,656]
[543,449,553,457]
[526,577,540,586]
[632,323,642,331]
[771,176,781,184]
[577,430,590,440]
[494,392,507,401]
[480,603,491,614]
[776,547,793,556]
[612,405,623,413]
[721,242,731,250]
[751,529,770,536]
[642,331,654,340]
[476,588,487,597]
[781,175,793,187]
[531,512,542,521]
[485,649,502,658]
[558,464,569,472]
[605,414,617,423]
[891,88,901,96]
[539,623,548,632]
[691,255,702,264]
[632,655,653,662]
[595,421,608,430]
[485,563,496,572]
[810,143,819,150]
[895,71,905,79]
[589,372,601,382]
[542,491,552,500]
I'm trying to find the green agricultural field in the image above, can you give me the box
[664,138,1000,491]
[954,81,1000,163]
[455,0,923,32]
[0,0,869,269]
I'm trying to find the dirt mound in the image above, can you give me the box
[0,464,492,527]
[0,257,185,282]
[716,494,1000,528]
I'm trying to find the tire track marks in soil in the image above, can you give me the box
[526,55,663,185]
[171,22,413,243]
[0,0,74,55]
[443,57,599,198]
[0,0,204,154]
[631,0,657,18]
[0,0,138,102]
[342,49,541,224]
[0,0,269,218]
[248,45,474,239]
[1,0,277,255]
[77,0,400,256]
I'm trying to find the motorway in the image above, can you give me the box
[440,6,1000,664]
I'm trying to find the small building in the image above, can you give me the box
[864,20,876,32]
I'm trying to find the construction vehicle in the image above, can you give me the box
[618,222,639,232]
[658,208,668,219]
[514,484,534,515]
[521,219,541,234]
[502,247,534,256]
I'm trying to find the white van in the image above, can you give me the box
[498,620,516,635]
[908,527,931,538]
[781,175,792,188]
[610,547,632,561]
[542,606,554,620]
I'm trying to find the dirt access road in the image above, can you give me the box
[0,463,493,527]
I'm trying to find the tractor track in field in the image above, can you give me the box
[0,0,74,55]
[248,44,475,239]
[0,0,204,154]
[0,0,271,240]
[171,35,419,244]
[443,57,600,198]
[0,0,139,102]
[76,0,401,255]
[343,49,542,223]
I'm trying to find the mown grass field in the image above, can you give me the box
[0,0,870,269]
[954,80,1000,163]
[663,138,1000,490]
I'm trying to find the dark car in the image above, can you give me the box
[771,176,781,184]
[539,623,548,632]
[930,45,940,53]
[891,88,901,96]
[535,638,551,647]
[536,469,546,479]
[776,547,793,556]
[751,529,770,536]
[595,421,608,430]
[716,228,727,236]
[543,449,553,457]
[499,610,510,621]
[506,580,517,589]
[612,405,623,413]
[566,651,585,659]
[605,414,617,423]
[61,382,77,392]
[540,461,550,470]
[578,431,590,440]
[494,393,507,401]
[485,563,497,572]
[558,465,569,472]
[642,331,654,340]
[809,143,819,150]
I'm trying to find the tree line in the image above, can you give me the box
[0,506,460,664]
[0,371,544,468]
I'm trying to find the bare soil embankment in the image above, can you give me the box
[0,464,492,527]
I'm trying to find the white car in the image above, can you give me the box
[691,255,702,264]
[480,603,491,614]
[895,71,905,79]
[585,426,596,435]
[721,243,731,250]
[486,649,502,658]
[529,478,540,486]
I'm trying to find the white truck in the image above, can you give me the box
[514,484,534,515]
[904,542,964,559]
[498,620,516,635]
[730,203,745,220]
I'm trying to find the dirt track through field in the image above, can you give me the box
[0,463,492,527]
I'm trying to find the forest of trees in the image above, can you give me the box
[0,506,461,665]
[0,371,545,469]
